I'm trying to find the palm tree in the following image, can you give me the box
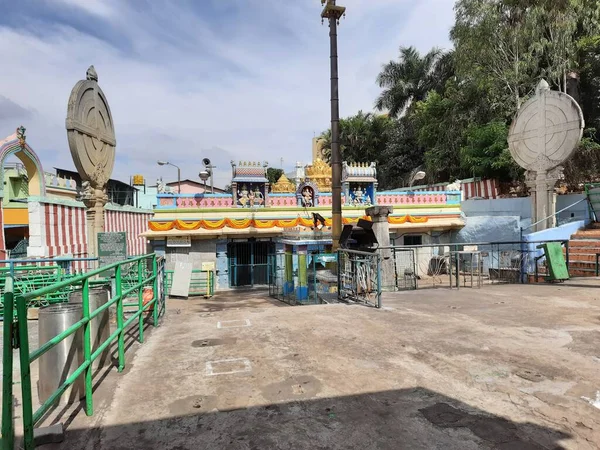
[319,112,392,163]
[375,46,449,117]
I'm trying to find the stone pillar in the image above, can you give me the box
[366,206,394,290]
[275,244,285,293]
[216,240,228,289]
[83,189,108,258]
[264,182,270,207]
[526,166,562,231]
[231,182,238,206]
[284,244,294,295]
[296,245,308,301]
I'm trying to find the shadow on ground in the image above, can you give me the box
[48,387,569,450]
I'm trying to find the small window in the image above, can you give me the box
[404,235,422,246]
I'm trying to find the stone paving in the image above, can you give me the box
[11,282,600,449]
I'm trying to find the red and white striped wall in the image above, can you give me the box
[28,201,153,271]
[27,200,89,272]
[408,178,499,200]
[461,179,498,200]
[104,207,152,256]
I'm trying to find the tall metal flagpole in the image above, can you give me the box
[321,0,345,250]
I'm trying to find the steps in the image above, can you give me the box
[567,227,600,277]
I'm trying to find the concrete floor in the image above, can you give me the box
[28,282,600,449]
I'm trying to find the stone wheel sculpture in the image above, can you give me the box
[508,80,584,173]
[66,65,116,189]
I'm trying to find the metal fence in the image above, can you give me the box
[164,269,215,297]
[0,258,99,319]
[1,254,165,450]
[337,249,381,308]
[268,252,338,306]
[385,240,568,289]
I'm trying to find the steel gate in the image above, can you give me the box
[228,240,274,287]
[337,249,382,308]
[392,247,417,290]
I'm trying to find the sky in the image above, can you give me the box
[0,0,455,189]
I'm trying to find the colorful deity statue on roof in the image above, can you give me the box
[343,161,378,206]
[231,161,269,208]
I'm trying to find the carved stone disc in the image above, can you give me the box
[66,66,116,188]
[508,80,584,173]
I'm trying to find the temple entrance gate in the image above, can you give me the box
[228,239,275,287]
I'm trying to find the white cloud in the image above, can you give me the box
[52,0,114,17]
[0,0,455,189]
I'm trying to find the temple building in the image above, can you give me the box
[142,143,464,291]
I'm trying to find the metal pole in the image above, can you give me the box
[16,293,34,450]
[177,166,181,194]
[137,258,145,343]
[376,255,382,308]
[82,278,93,416]
[116,265,125,372]
[323,1,345,251]
[2,278,14,450]
[152,255,159,327]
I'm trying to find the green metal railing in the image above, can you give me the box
[0,266,70,318]
[164,269,214,297]
[1,254,163,450]
[0,258,99,318]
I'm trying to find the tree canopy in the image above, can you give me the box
[318,0,600,191]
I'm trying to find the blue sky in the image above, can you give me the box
[0,0,455,188]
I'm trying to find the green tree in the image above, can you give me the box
[411,77,498,183]
[451,0,543,112]
[377,117,424,189]
[375,46,449,117]
[319,112,392,164]
[578,36,600,133]
[460,121,521,181]
[563,129,600,190]
[412,91,465,182]
[266,168,284,185]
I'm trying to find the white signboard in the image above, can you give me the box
[170,261,193,298]
[167,236,191,247]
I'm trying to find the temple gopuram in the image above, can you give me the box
[142,139,464,292]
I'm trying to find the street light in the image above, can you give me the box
[409,171,426,188]
[202,158,216,194]
[321,0,346,251]
[157,160,181,194]
[199,170,210,192]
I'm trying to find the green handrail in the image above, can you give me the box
[1,278,15,450]
[5,253,162,450]
[164,269,215,297]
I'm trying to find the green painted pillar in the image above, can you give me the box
[284,245,294,295]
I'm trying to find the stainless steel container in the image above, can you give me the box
[69,286,111,369]
[38,303,84,405]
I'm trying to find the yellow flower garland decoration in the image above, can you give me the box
[149,221,175,232]
[149,214,427,231]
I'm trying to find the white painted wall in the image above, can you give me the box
[462,194,590,225]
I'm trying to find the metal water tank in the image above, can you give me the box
[69,286,111,369]
[38,304,84,405]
